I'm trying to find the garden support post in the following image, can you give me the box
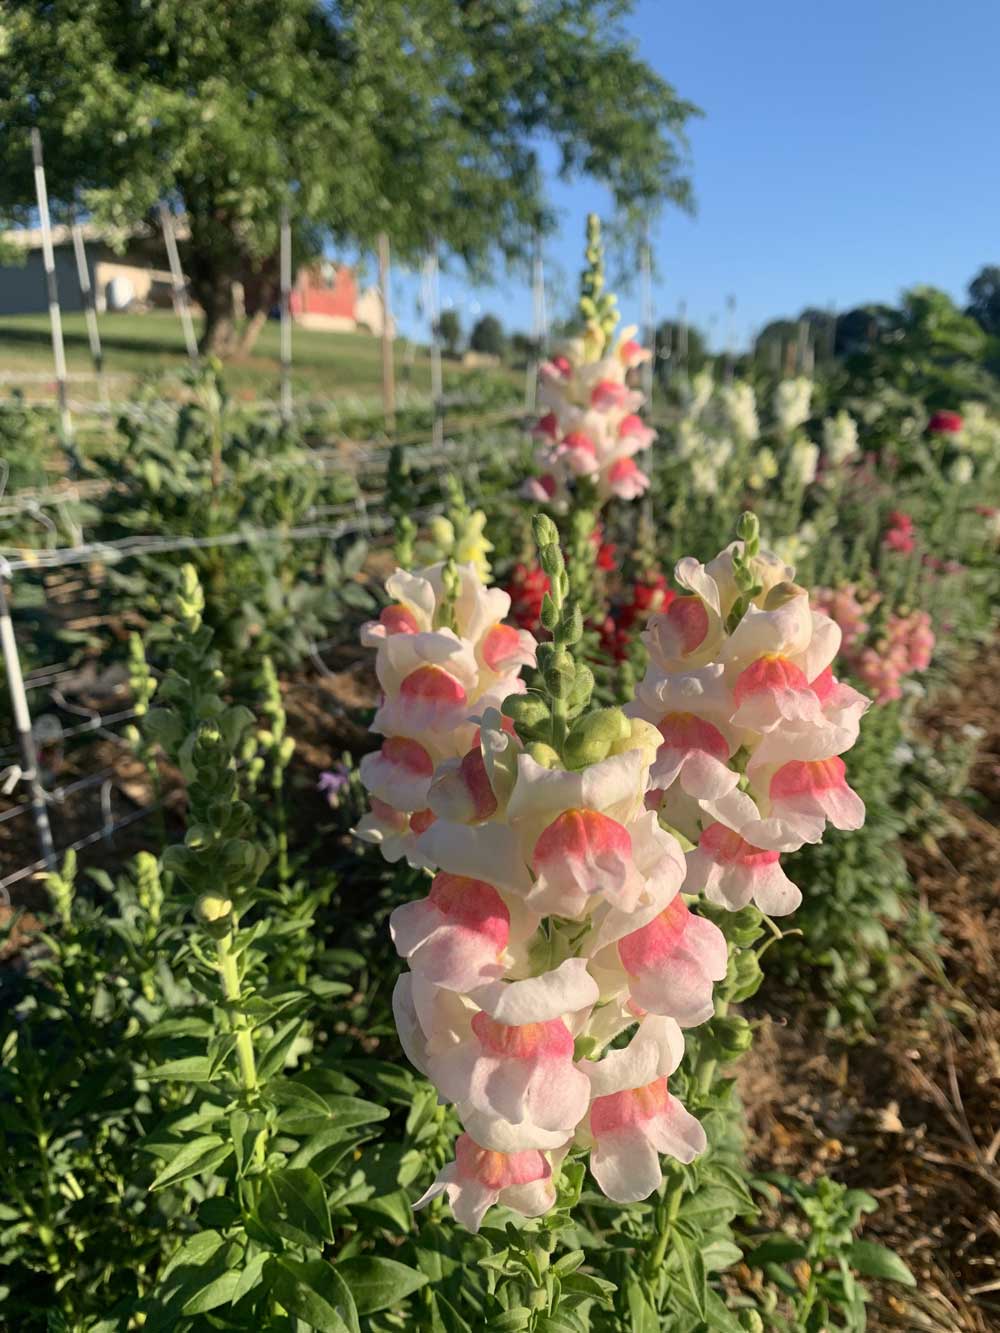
[524,231,548,413]
[427,243,444,448]
[378,231,396,435]
[280,204,293,425]
[0,561,57,880]
[158,202,199,365]
[30,129,75,462]
[69,210,107,404]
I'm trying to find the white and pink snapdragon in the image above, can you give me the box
[628,540,871,918]
[522,328,655,506]
[358,558,726,1230]
[359,541,868,1233]
[355,563,536,864]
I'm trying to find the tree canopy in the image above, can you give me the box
[469,313,505,357]
[967,265,1000,337]
[0,0,700,352]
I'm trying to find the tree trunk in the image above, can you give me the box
[197,274,240,358]
[239,307,269,356]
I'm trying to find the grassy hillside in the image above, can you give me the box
[0,311,512,405]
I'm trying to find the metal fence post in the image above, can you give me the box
[30,128,75,459]
[158,201,199,364]
[279,203,293,424]
[0,561,57,875]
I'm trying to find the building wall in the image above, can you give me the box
[0,250,86,316]
[291,265,358,321]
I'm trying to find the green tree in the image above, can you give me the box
[654,317,708,379]
[0,1,699,356]
[967,264,1000,336]
[469,313,505,357]
[435,309,462,357]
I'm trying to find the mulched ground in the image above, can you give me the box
[743,644,1000,1332]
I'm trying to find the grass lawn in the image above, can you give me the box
[0,311,508,405]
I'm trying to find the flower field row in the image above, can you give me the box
[0,217,997,1332]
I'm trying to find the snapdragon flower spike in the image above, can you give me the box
[607,894,729,1028]
[578,1017,706,1204]
[370,548,724,1229]
[627,664,741,801]
[389,872,514,992]
[414,1134,556,1233]
[634,533,869,924]
[523,325,655,506]
[357,561,537,867]
[684,822,802,916]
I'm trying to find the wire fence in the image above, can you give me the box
[0,435,514,895]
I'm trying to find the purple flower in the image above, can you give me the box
[318,765,350,807]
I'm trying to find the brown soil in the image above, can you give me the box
[744,644,1000,1332]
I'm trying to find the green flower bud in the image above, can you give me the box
[736,510,760,554]
[502,694,551,731]
[728,948,764,1003]
[763,580,805,609]
[709,1015,754,1058]
[564,707,631,768]
[526,743,562,770]
[532,513,559,548]
[196,892,233,928]
[567,664,595,710]
[543,649,576,699]
[739,1313,765,1333]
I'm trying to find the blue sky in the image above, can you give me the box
[388,0,1000,348]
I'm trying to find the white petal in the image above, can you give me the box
[590,1128,662,1203]
[471,958,600,1025]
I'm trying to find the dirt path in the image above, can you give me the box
[744,645,1000,1332]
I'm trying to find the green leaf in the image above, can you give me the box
[559,1272,616,1306]
[150,1136,233,1191]
[182,1268,242,1315]
[745,1235,808,1267]
[846,1240,916,1287]
[144,1056,214,1081]
[536,1314,587,1333]
[701,1238,744,1273]
[261,1167,334,1246]
[257,1015,306,1080]
[231,1250,270,1306]
[158,1230,225,1283]
[266,1257,360,1333]
[489,1313,532,1333]
[334,1256,428,1314]
[352,1190,413,1234]
[625,1274,659,1333]
[672,1233,707,1318]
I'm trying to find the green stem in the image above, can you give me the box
[695,994,730,1099]
[646,1173,684,1279]
[217,928,259,1096]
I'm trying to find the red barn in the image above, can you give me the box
[288,260,392,335]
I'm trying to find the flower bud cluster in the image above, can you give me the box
[355,562,537,864]
[360,527,732,1232]
[629,517,870,919]
[522,327,655,506]
[883,509,917,554]
[815,584,934,705]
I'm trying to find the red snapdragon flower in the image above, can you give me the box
[505,564,550,632]
[927,410,963,435]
